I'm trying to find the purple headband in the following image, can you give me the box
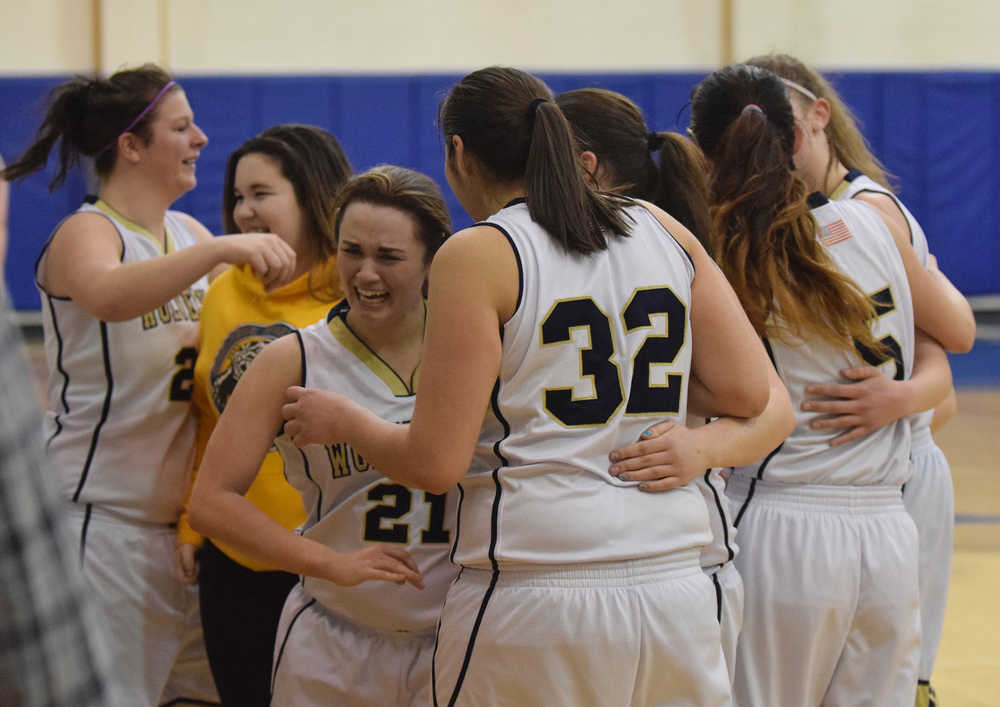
[95,80,177,157]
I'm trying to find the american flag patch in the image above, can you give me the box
[821,219,853,246]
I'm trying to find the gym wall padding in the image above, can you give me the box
[2,71,996,311]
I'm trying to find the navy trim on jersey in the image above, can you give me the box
[475,221,523,319]
[449,483,465,565]
[72,322,114,502]
[807,191,829,209]
[45,293,70,445]
[850,187,915,245]
[329,299,418,396]
[270,595,316,697]
[445,379,512,706]
[844,169,862,182]
[297,447,323,526]
[78,503,93,567]
[160,698,220,706]
[704,469,735,562]
[711,570,723,623]
[733,478,757,529]
[431,617,443,707]
[294,329,306,387]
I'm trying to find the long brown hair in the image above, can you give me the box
[689,64,883,354]
[223,124,352,300]
[555,87,711,243]
[746,53,894,192]
[439,67,629,255]
[3,64,177,190]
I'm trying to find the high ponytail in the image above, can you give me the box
[3,64,176,190]
[555,87,710,243]
[691,64,886,355]
[440,67,629,255]
[746,53,894,192]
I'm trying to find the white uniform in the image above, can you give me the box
[727,193,920,707]
[270,302,458,707]
[696,460,743,685]
[834,170,953,686]
[35,199,217,706]
[434,199,731,706]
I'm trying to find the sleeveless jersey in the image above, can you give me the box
[36,200,207,523]
[273,301,458,633]
[832,170,935,442]
[697,463,738,568]
[733,194,915,487]
[449,199,711,569]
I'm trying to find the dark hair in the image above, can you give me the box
[222,124,352,299]
[745,53,894,191]
[555,87,711,243]
[2,64,177,190]
[439,67,629,255]
[332,165,451,265]
[690,64,883,354]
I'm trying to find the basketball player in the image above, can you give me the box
[282,66,788,705]
[189,166,457,707]
[746,53,972,707]
[2,64,295,706]
[688,64,975,706]
[556,86,796,683]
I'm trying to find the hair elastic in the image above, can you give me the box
[780,77,819,102]
[647,132,667,151]
[528,97,549,117]
[742,104,764,115]
[96,80,177,157]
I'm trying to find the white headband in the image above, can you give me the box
[781,77,818,102]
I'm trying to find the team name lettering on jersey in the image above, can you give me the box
[141,287,206,330]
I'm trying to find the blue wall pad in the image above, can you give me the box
[2,71,997,311]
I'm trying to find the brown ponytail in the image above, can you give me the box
[555,87,710,243]
[440,68,629,255]
[2,64,176,190]
[691,64,885,355]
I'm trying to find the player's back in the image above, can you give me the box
[734,193,915,487]
[451,199,711,569]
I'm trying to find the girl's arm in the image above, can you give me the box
[282,225,518,495]
[189,334,422,588]
[856,193,975,353]
[607,363,794,492]
[42,212,296,321]
[801,329,952,446]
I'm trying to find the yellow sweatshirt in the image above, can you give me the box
[177,261,341,570]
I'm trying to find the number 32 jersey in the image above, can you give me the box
[451,199,711,569]
[36,200,206,524]
[274,301,458,633]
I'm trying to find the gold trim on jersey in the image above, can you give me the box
[94,199,176,254]
[327,313,417,397]
[829,178,851,200]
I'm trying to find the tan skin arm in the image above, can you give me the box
[281,207,774,495]
[41,211,296,322]
[608,363,794,492]
[931,387,959,433]
[801,329,952,446]
[188,334,423,588]
[855,192,975,353]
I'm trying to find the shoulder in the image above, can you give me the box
[170,211,214,244]
[852,191,908,237]
[49,209,124,257]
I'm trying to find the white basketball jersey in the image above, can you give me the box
[273,302,458,633]
[36,200,207,523]
[449,199,711,569]
[833,170,935,439]
[732,194,915,487]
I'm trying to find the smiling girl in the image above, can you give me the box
[2,64,295,706]
[174,124,351,706]
[189,166,457,707]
